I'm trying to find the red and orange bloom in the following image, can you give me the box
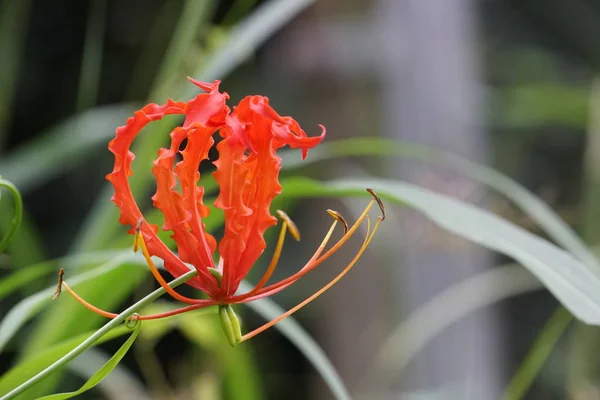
[56,78,384,346]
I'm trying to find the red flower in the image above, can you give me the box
[57,79,384,346]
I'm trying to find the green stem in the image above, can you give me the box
[0,178,23,252]
[502,307,572,400]
[0,269,198,400]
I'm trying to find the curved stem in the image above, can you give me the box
[0,269,198,400]
[0,178,23,252]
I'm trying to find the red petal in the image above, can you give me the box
[151,127,217,291]
[213,96,324,296]
[106,100,210,289]
[183,80,230,129]
[187,77,221,93]
[149,85,229,293]
[242,96,326,157]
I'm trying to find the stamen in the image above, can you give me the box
[367,188,386,220]
[277,210,300,241]
[234,197,376,300]
[327,209,348,234]
[133,219,143,252]
[240,215,382,343]
[234,211,339,302]
[135,230,206,304]
[52,268,65,300]
[306,211,342,264]
[62,281,119,319]
[246,210,300,296]
[59,270,216,321]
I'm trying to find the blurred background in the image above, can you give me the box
[1,0,600,399]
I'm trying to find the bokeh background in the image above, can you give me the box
[1,0,600,399]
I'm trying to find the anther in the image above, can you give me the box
[327,209,349,234]
[133,219,143,252]
[366,189,386,221]
[276,210,300,241]
[52,268,65,300]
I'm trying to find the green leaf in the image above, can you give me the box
[280,177,600,325]
[0,253,137,353]
[497,84,588,129]
[282,137,600,277]
[184,0,317,92]
[239,280,351,400]
[149,0,216,102]
[0,104,137,192]
[502,307,572,400]
[1,251,348,400]
[0,263,50,298]
[37,322,141,400]
[0,0,32,148]
[360,264,544,393]
[0,325,131,399]
[1,270,197,400]
[0,250,127,299]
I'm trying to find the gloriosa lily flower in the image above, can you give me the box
[56,78,384,346]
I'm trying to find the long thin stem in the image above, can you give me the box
[0,269,198,400]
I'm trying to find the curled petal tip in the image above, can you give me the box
[327,209,349,234]
[318,124,327,137]
[366,188,386,221]
[300,124,326,160]
[187,76,220,92]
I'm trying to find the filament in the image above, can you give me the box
[245,210,302,296]
[62,281,119,319]
[235,189,384,303]
[135,231,207,304]
[240,215,382,342]
[234,197,376,301]
[59,277,215,321]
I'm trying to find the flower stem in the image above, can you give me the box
[1,269,198,400]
